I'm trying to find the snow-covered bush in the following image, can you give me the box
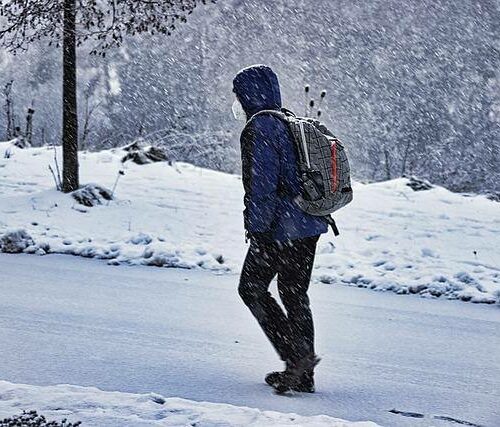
[127,232,153,245]
[406,176,434,191]
[71,184,112,207]
[0,410,81,426]
[494,290,500,306]
[121,140,169,165]
[0,229,34,253]
[11,136,30,149]
[486,192,500,202]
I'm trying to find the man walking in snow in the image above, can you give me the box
[232,65,327,393]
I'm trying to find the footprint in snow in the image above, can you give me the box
[421,248,439,258]
[365,234,383,241]
[389,409,483,427]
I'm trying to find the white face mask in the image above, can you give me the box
[232,97,246,122]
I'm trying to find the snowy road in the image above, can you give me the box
[0,254,499,427]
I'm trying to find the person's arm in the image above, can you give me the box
[243,116,281,238]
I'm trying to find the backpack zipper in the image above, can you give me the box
[298,120,311,169]
[331,140,338,192]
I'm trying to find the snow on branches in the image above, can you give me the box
[0,0,214,54]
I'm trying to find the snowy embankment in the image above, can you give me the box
[0,141,499,303]
[0,381,377,427]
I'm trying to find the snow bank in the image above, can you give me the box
[0,142,499,303]
[0,381,378,427]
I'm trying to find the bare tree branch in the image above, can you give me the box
[0,0,214,54]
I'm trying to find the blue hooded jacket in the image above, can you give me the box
[233,65,327,242]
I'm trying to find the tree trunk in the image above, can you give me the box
[384,147,392,180]
[401,139,411,177]
[25,107,34,146]
[62,0,79,193]
[4,81,14,140]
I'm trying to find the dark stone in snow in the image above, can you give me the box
[389,408,424,418]
[149,394,166,405]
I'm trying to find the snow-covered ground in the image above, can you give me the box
[1,254,499,427]
[0,141,499,303]
[0,381,377,427]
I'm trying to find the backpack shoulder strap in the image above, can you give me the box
[247,109,314,172]
[247,109,289,125]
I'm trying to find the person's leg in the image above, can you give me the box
[238,240,293,361]
[277,235,319,363]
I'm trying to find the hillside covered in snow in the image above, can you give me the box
[2,0,498,194]
[0,141,499,304]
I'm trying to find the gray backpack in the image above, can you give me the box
[250,109,353,235]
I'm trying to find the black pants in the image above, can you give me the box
[239,235,319,363]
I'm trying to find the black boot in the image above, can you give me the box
[265,360,291,387]
[293,369,315,393]
[265,370,285,387]
[265,355,319,393]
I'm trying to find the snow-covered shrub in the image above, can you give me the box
[127,233,153,245]
[11,136,30,149]
[71,184,112,207]
[0,229,34,253]
[2,138,31,160]
[406,176,434,191]
[0,409,81,426]
[319,275,336,284]
[121,140,169,165]
[494,289,500,305]
[141,246,186,268]
[486,192,500,202]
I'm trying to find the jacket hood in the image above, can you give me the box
[232,65,282,118]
